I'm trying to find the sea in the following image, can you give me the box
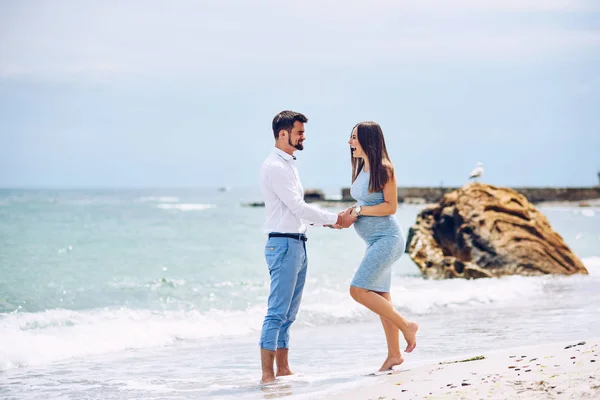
[1,187,599,399]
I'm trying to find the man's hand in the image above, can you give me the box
[326,208,358,229]
[330,208,356,229]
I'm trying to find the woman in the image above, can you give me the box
[346,121,418,371]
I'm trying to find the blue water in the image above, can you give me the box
[1,188,599,399]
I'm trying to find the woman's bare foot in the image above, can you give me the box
[403,321,419,353]
[378,354,404,371]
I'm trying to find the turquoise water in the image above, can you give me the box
[1,188,599,399]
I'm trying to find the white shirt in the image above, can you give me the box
[260,148,338,234]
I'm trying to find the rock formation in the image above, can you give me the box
[406,183,588,279]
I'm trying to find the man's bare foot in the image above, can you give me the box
[403,321,419,353]
[276,368,293,377]
[260,375,276,384]
[378,354,404,371]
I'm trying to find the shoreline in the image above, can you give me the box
[328,339,600,399]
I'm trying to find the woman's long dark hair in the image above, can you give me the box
[351,121,394,193]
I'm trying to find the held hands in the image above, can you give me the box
[325,207,357,229]
[339,208,358,228]
[347,206,360,218]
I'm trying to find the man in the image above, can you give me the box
[259,110,356,384]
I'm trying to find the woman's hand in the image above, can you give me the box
[342,206,354,215]
[339,208,357,228]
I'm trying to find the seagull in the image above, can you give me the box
[469,162,484,181]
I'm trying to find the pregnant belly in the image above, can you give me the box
[354,215,402,241]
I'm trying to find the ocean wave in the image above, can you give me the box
[0,272,587,371]
[139,196,180,203]
[156,203,216,211]
[581,209,596,217]
[583,256,600,276]
[390,275,546,314]
[301,275,545,318]
[0,306,265,371]
[108,277,187,290]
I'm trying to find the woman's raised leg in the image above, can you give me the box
[350,286,418,352]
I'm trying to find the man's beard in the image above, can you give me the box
[289,136,304,151]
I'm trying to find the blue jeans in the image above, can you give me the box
[259,236,307,351]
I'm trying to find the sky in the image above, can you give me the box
[1,0,599,189]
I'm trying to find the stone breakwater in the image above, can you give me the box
[340,186,600,204]
[243,186,600,207]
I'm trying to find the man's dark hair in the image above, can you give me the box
[272,110,308,139]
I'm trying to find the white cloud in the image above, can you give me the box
[0,0,598,78]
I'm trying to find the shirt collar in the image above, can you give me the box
[273,147,296,161]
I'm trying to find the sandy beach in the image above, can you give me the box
[330,339,600,399]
